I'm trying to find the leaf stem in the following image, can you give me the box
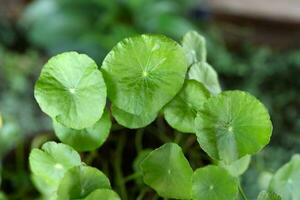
[238,184,248,200]
[113,135,128,200]
[135,129,144,153]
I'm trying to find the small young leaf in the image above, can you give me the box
[195,91,272,163]
[257,191,282,200]
[57,165,111,200]
[218,155,251,177]
[140,143,193,199]
[101,34,188,115]
[84,189,121,200]
[192,165,238,200]
[269,154,300,200]
[34,51,107,129]
[188,62,221,95]
[29,142,81,190]
[53,109,111,152]
[111,105,157,129]
[182,31,206,66]
[164,80,210,133]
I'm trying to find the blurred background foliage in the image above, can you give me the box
[0,0,300,199]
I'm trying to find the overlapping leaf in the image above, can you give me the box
[101,34,188,115]
[29,142,81,192]
[111,105,157,129]
[192,165,238,200]
[188,62,221,95]
[195,91,272,163]
[53,109,111,152]
[57,165,111,200]
[182,31,206,66]
[140,143,193,199]
[34,51,107,129]
[84,189,121,200]
[269,154,300,200]
[164,80,210,133]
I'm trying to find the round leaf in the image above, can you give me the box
[111,105,157,129]
[101,34,188,115]
[218,155,251,177]
[140,143,193,199]
[57,165,111,200]
[34,51,107,129]
[164,80,210,133]
[188,62,221,95]
[182,31,206,66]
[257,191,282,200]
[29,142,81,190]
[195,91,272,163]
[53,109,111,152]
[192,165,238,200]
[84,189,120,200]
[269,154,300,200]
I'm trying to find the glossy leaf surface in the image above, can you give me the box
[164,80,210,133]
[57,166,111,200]
[269,154,300,200]
[192,165,238,200]
[34,51,107,129]
[195,91,272,163]
[101,34,187,115]
[54,109,111,152]
[140,143,193,199]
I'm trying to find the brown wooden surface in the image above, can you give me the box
[208,0,300,23]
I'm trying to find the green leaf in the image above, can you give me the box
[192,165,238,200]
[34,51,107,129]
[257,191,282,200]
[111,105,157,129]
[182,31,206,66]
[188,62,221,95]
[84,189,120,200]
[57,165,111,200]
[29,142,81,191]
[133,149,152,186]
[101,34,188,115]
[195,91,272,163]
[218,155,251,177]
[164,80,210,133]
[53,108,111,152]
[140,143,193,199]
[269,154,300,200]
[31,174,57,198]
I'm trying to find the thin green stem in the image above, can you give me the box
[113,135,128,200]
[135,129,144,153]
[238,184,248,200]
[84,150,98,165]
[123,172,142,183]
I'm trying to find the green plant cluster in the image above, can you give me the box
[21,0,197,62]
[29,31,300,200]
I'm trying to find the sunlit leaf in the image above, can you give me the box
[34,51,107,129]
[29,142,81,191]
[53,109,111,152]
[218,155,251,177]
[195,91,272,163]
[57,166,111,200]
[182,31,206,66]
[192,165,238,200]
[140,143,193,199]
[188,62,221,95]
[269,154,300,200]
[101,34,187,115]
[257,191,282,200]
[164,80,210,133]
[111,105,157,129]
[84,189,120,200]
